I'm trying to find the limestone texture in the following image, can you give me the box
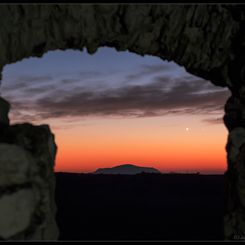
[0,4,243,88]
[0,189,37,239]
[0,123,59,240]
[224,97,245,240]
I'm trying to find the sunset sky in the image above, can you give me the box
[0,47,230,174]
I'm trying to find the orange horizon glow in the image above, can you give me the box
[47,114,228,175]
[2,48,229,175]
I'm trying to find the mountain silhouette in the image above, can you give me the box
[93,164,161,175]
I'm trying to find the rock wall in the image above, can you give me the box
[0,120,59,240]
[224,92,245,240]
[0,3,245,240]
[0,4,244,88]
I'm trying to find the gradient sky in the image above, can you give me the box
[0,47,231,174]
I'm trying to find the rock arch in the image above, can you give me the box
[0,4,245,240]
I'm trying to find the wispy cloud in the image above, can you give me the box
[202,117,224,125]
[1,63,230,126]
[125,63,177,81]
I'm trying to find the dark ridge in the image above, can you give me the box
[93,164,161,175]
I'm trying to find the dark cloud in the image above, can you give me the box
[7,76,230,124]
[2,63,230,125]
[1,70,106,98]
[22,85,56,94]
[2,81,30,91]
[202,117,224,125]
[1,75,54,95]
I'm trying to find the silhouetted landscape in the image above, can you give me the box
[93,164,161,175]
[55,172,224,240]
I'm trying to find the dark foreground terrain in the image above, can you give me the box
[55,173,224,241]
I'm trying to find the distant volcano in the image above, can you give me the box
[93,164,161,175]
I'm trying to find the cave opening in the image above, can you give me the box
[0,47,230,240]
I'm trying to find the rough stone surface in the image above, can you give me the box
[224,97,245,240]
[0,122,59,240]
[0,189,38,239]
[1,3,245,241]
[226,127,245,163]
[0,144,37,186]
[0,97,10,125]
[0,4,243,88]
[224,127,245,239]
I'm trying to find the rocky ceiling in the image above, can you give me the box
[0,4,245,90]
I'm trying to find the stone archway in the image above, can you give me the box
[0,4,244,240]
